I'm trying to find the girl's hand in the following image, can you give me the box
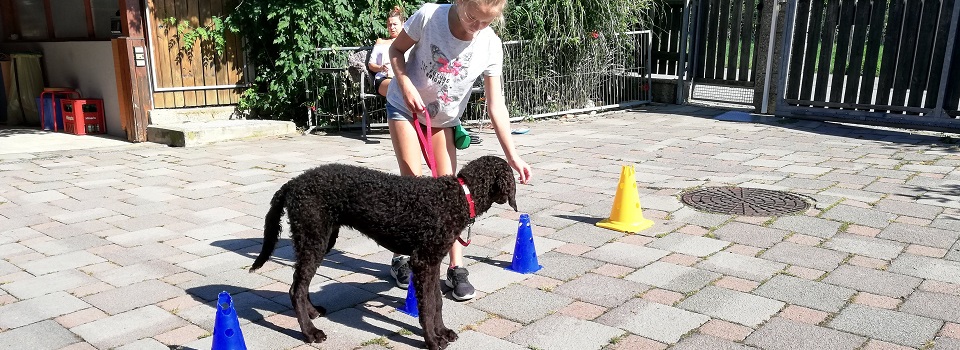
[508,156,533,184]
[399,78,426,113]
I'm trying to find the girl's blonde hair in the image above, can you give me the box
[456,0,506,27]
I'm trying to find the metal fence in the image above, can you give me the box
[777,0,960,130]
[308,30,652,135]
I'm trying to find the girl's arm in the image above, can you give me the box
[388,31,425,113]
[484,74,532,184]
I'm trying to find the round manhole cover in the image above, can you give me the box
[680,187,810,216]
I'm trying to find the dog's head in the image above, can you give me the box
[458,155,518,212]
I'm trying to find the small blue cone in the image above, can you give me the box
[397,273,419,317]
[212,291,247,350]
[507,213,542,274]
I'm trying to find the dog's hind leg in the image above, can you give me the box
[289,222,333,343]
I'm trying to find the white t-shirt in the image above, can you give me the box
[369,42,392,80]
[386,3,504,128]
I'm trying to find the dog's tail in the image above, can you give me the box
[250,184,288,272]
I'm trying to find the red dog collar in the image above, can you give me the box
[457,177,476,218]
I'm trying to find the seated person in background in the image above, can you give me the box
[368,6,406,96]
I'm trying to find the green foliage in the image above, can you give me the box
[226,0,654,124]
[162,17,227,55]
[226,0,421,124]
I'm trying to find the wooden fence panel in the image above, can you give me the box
[813,0,839,102]
[828,0,855,103]
[726,0,743,80]
[147,0,245,108]
[844,0,874,105]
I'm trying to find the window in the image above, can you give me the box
[52,0,88,39]
[15,0,48,40]
[5,0,119,41]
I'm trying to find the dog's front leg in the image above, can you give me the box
[411,259,453,350]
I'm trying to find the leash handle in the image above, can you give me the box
[412,110,439,178]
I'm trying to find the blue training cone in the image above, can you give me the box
[212,291,247,350]
[397,273,419,317]
[507,213,542,274]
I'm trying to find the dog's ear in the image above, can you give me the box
[495,160,518,211]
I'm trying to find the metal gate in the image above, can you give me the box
[683,0,764,108]
[776,0,960,131]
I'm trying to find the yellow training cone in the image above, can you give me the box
[596,165,654,233]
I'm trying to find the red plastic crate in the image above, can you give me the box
[61,99,106,135]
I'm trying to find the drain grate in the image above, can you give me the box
[680,187,810,216]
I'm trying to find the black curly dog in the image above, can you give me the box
[250,155,518,350]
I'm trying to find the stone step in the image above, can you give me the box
[146,119,298,147]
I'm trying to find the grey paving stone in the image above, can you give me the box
[878,223,960,249]
[754,275,856,312]
[554,273,649,307]
[647,233,730,257]
[180,269,283,303]
[1,269,99,299]
[744,317,866,350]
[828,304,942,348]
[93,242,184,266]
[624,261,720,293]
[466,260,534,293]
[596,298,709,343]
[769,215,842,238]
[18,250,107,275]
[874,198,944,219]
[678,286,784,327]
[82,279,184,315]
[49,207,119,224]
[583,242,669,268]
[889,254,960,284]
[670,207,731,228]
[821,264,921,298]
[182,221,252,241]
[823,233,905,260]
[697,252,786,281]
[761,241,847,271]
[672,334,759,350]
[0,320,82,350]
[0,291,90,329]
[106,227,180,247]
[177,250,259,275]
[113,338,171,350]
[548,223,623,247]
[900,291,960,323]
[28,234,110,255]
[775,177,835,191]
[821,204,897,228]
[94,260,186,287]
[820,188,885,203]
[534,251,604,281]
[506,314,624,350]
[933,338,960,350]
[447,331,527,350]
[713,222,789,248]
[435,297,490,332]
[472,284,572,324]
[72,305,186,349]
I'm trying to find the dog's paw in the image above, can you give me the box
[303,328,327,343]
[308,304,327,319]
[439,328,458,343]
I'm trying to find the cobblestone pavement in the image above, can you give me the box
[2,104,960,350]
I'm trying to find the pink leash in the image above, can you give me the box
[412,110,438,178]
[412,111,471,246]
